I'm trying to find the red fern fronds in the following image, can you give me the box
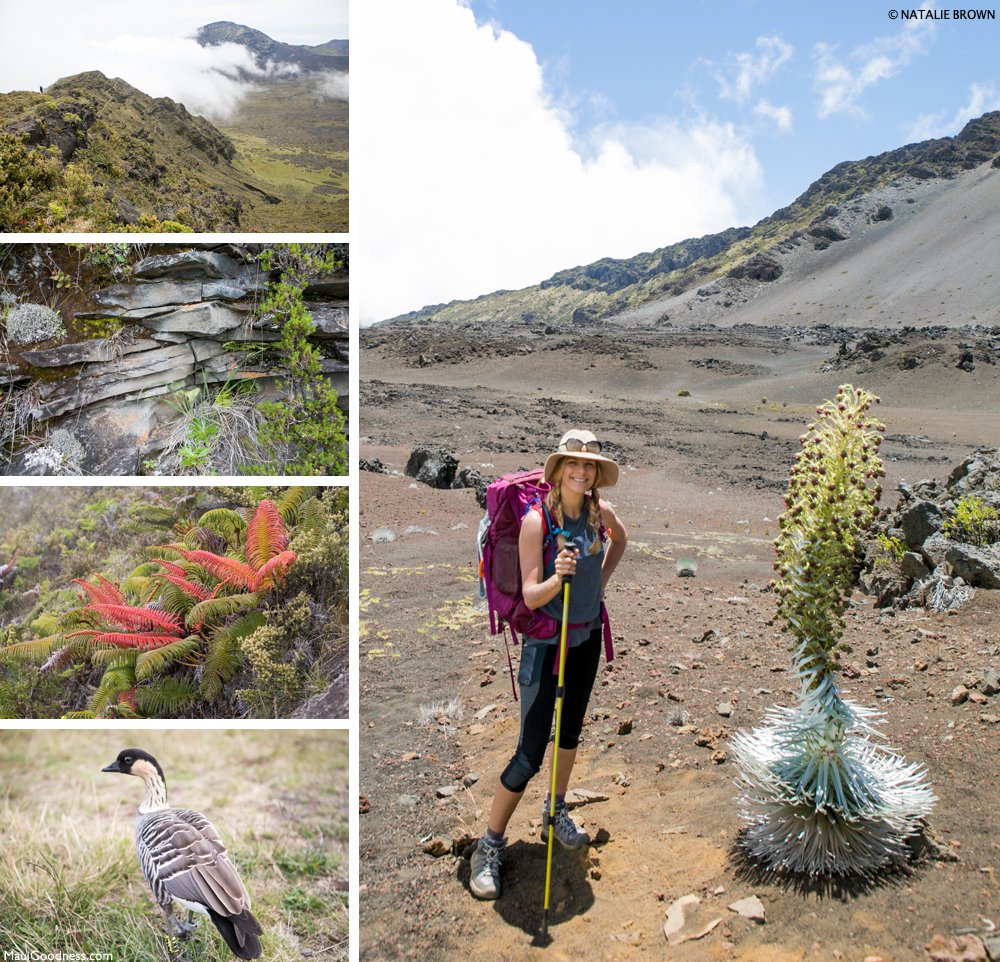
[90,632,185,650]
[85,604,182,634]
[73,575,126,606]
[156,560,190,579]
[178,550,258,590]
[155,572,213,602]
[253,550,298,590]
[245,500,288,570]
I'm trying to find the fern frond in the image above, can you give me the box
[295,498,328,537]
[135,637,202,681]
[135,677,197,717]
[153,560,189,578]
[89,632,185,651]
[200,611,264,700]
[90,648,139,669]
[155,572,213,602]
[130,504,181,528]
[246,500,289,570]
[155,580,200,618]
[63,710,97,719]
[2,635,64,664]
[122,576,159,603]
[198,509,248,548]
[143,545,187,562]
[187,526,227,554]
[86,604,182,634]
[132,561,169,578]
[90,664,136,714]
[276,486,314,525]
[186,593,260,629]
[254,550,297,590]
[40,645,77,674]
[73,575,125,606]
[179,550,257,590]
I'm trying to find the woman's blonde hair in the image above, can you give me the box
[545,458,602,555]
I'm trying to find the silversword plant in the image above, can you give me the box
[732,385,935,876]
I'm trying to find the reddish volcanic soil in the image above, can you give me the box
[358,324,1000,962]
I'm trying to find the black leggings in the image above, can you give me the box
[499,627,603,794]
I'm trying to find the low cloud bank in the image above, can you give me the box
[318,71,349,101]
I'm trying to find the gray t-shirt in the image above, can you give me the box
[527,507,603,648]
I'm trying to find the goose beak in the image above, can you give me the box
[102,760,122,773]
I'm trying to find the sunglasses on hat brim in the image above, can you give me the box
[560,436,602,455]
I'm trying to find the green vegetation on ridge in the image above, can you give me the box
[0,70,348,233]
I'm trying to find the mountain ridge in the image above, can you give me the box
[0,70,284,231]
[383,112,1000,327]
[195,21,349,74]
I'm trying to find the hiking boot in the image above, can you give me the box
[469,836,504,899]
[541,798,590,850]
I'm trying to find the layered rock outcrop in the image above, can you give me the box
[2,245,349,475]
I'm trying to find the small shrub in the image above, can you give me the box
[872,532,906,569]
[942,496,999,546]
[248,245,348,476]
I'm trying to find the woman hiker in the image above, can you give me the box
[470,429,628,899]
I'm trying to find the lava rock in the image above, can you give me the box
[405,447,458,489]
[900,500,943,549]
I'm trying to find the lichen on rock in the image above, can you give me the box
[4,304,65,345]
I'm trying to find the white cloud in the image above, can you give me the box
[0,1,348,119]
[906,81,1000,141]
[318,71,349,101]
[717,35,793,102]
[754,99,793,132]
[813,14,933,118]
[356,0,763,323]
[75,35,289,120]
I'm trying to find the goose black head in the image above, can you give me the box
[102,748,166,785]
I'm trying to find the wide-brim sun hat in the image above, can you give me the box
[543,429,619,488]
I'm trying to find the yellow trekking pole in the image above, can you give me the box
[540,572,572,940]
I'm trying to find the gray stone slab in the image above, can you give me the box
[92,279,204,311]
[119,305,180,321]
[203,281,249,301]
[303,273,349,298]
[34,341,227,418]
[235,264,268,292]
[133,251,242,279]
[22,338,159,368]
[141,302,246,336]
[309,304,348,336]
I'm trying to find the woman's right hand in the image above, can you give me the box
[554,546,579,580]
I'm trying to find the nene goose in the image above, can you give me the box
[102,748,263,959]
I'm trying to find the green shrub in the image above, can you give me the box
[249,245,348,476]
[942,496,999,546]
[872,532,906,570]
[0,134,59,230]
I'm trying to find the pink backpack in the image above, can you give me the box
[477,469,614,697]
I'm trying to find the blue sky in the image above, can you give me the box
[357,0,1000,322]
[467,0,1000,214]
